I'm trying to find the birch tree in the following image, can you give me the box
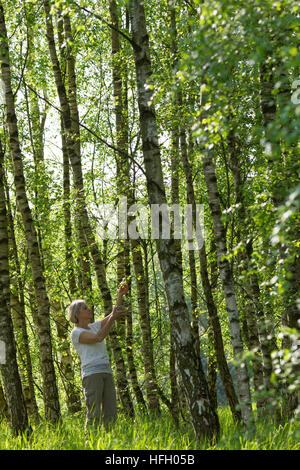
[6,181,40,424]
[43,0,134,416]
[129,0,220,441]
[203,153,252,424]
[167,4,241,422]
[0,136,28,434]
[0,1,60,422]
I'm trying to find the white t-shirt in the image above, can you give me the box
[71,321,112,378]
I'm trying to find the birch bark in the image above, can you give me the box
[0,136,28,434]
[57,10,92,298]
[43,0,134,416]
[227,128,273,399]
[129,0,219,441]
[203,153,252,423]
[108,0,147,413]
[131,236,161,414]
[168,5,241,421]
[260,61,300,416]
[0,381,8,420]
[260,63,300,336]
[0,2,60,422]
[180,129,241,422]
[5,179,40,424]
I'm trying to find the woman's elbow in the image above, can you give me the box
[95,336,104,343]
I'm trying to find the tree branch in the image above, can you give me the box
[20,76,147,178]
[71,1,140,51]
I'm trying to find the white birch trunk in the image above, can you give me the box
[0,2,60,422]
[129,0,219,441]
[203,153,252,424]
[43,0,134,416]
[0,135,28,435]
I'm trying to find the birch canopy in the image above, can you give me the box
[0,0,299,444]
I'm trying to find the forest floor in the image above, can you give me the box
[0,406,299,450]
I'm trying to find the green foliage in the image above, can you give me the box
[0,0,299,445]
[0,407,299,450]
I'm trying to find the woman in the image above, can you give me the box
[68,281,128,430]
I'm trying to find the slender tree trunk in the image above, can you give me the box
[242,299,265,411]
[169,81,200,350]
[203,153,252,424]
[124,246,148,412]
[28,8,79,419]
[180,129,241,422]
[5,180,40,424]
[25,18,49,276]
[169,330,180,420]
[206,317,218,412]
[61,116,77,296]
[260,63,300,336]
[62,12,93,299]
[9,294,41,423]
[129,0,219,442]
[0,135,28,435]
[131,236,161,414]
[0,380,8,421]
[43,0,134,416]
[227,128,273,400]
[108,0,147,413]
[169,78,200,409]
[260,61,300,417]
[56,10,90,300]
[51,301,81,413]
[0,2,60,422]
[168,6,241,421]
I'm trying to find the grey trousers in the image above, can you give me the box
[82,373,117,430]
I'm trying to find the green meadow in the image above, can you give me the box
[0,407,299,451]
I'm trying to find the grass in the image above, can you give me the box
[0,407,299,450]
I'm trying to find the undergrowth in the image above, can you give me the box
[0,407,299,450]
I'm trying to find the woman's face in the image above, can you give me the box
[77,303,92,322]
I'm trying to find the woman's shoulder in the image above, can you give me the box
[90,320,101,330]
[71,325,89,332]
[71,325,91,338]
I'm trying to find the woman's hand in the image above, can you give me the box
[111,305,127,320]
[118,277,129,297]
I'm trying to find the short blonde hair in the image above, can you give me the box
[68,299,86,324]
